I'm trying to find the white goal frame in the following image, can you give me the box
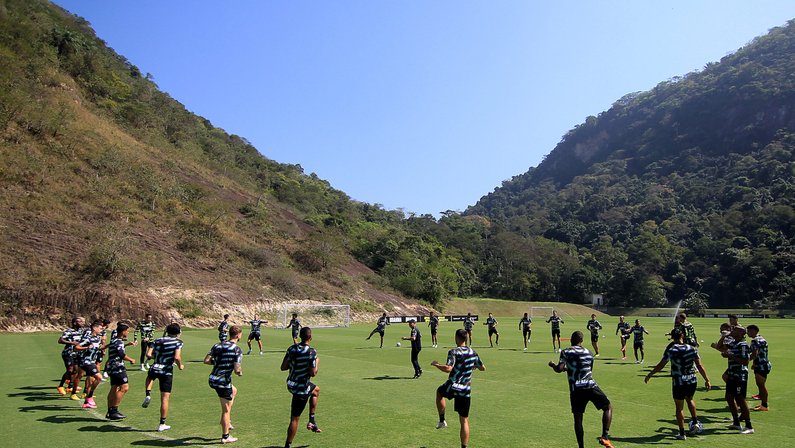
[530,306,555,320]
[280,304,351,329]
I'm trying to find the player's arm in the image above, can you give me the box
[402,333,416,341]
[721,349,749,365]
[615,325,620,335]
[643,328,649,335]
[548,360,566,373]
[174,348,185,370]
[280,352,290,371]
[694,358,711,390]
[430,360,453,373]
[309,356,319,377]
[644,358,669,383]
[234,358,242,377]
[203,351,214,365]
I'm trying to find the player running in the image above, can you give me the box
[546,310,564,352]
[218,314,231,342]
[288,313,302,344]
[586,314,603,357]
[246,314,267,355]
[431,328,486,448]
[720,325,754,434]
[428,311,440,348]
[74,320,105,409]
[134,313,156,371]
[105,322,137,420]
[463,313,474,346]
[674,313,699,347]
[645,328,711,440]
[615,316,630,360]
[519,312,532,351]
[57,316,85,397]
[205,325,244,444]
[142,323,185,432]
[401,319,423,378]
[631,319,649,364]
[747,324,771,411]
[366,312,390,348]
[549,331,614,448]
[281,326,322,448]
[483,313,499,347]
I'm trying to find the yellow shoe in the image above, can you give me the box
[57,386,66,395]
[70,394,81,401]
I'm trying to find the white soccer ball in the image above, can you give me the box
[396,342,401,347]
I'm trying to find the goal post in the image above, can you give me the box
[280,304,351,329]
[530,306,555,320]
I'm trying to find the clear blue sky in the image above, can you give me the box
[54,1,795,216]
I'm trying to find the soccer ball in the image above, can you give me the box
[395,342,401,347]
[689,420,703,435]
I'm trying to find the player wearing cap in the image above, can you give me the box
[205,325,243,444]
[142,323,185,432]
[366,312,390,348]
[282,326,321,448]
[402,319,423,378]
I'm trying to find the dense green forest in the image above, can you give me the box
[1,0,793,318]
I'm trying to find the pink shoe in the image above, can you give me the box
[82,401,97,409]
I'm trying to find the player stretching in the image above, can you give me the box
[645,328,711,440]
[721,325,754,434]
[402,319,423,378]
[431,328,485,448]
[57,316,84,397]
[218,314,230,342]
[282,327,322,448]
[247,314,267,355]
[463,313,474,346]
[586,314,603,357]
[142,323,185,432]
[519,313,532,351]
[675,313,699,347]
[134,313,156,371]
[74,320,105,409]
[483,313,499,347]
[615,316,630,360]
[429,311,440,348]
[205,325,244,444]
[105,322,137,420]
[747,324,771,411]
[546,311,564,352]
[631,319,649,364]
[288,313,302,344]
[549,331,614,448]
[366,312,390,348]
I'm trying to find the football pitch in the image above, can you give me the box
[1,316,792,447]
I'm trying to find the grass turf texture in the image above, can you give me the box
[1,317,792,447]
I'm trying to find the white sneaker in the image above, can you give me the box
[142,396,151,408]
[675,434,686,440]
[523,347,528,351]
[103,372,109,378]
[222,436,238,443]
[635,360,640,364]
[259,351,263,355]
[740,427,754,434]
[435,420,448,429]
[140,365,146,371]
[158,424,171,432]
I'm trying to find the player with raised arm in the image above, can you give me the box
[429,311,440,348]
[549,331,614,448]
[463,313,474,346]
[402,319,423,378]
[674,313,699,347]
[747,324,771,411]
[73,320,105,409]
[615,316,630,360]
[366,312,390,348]
[134,313,156,371]
[645,328,711,440]
[288,313,302,344]
[218,314,230,342]
[205,325,243,444]
[586,314,603,357]
[546,310,564,353]
[246,314,267,355]
[519,312,532,351]
[721,325,754,434]
[57,316,85,397]
[281,326,321,448]
[432,328,485,448]
[631,319,649,364]
[105,322,137,420]
[483,313,499,347]
[142,323,185,432]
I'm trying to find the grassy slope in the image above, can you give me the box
[2,317,792,447]
[444,297,607,318]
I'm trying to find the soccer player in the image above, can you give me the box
[519,312,532,351]
[402,319,423,378]
[97,319,111,380]
[142,323,185,432]
[288,313,302,344]
[720,325,754,434]
[57,316,85,397]
[134,313,156,370]
[429,311,440,348]
[74,320,105,409]
[546,310,564,353]
[431,328,485,448]
[105,322,137,420]
[644,328,711,440]
[366,312,390,348]
[631,319,649,364]
[674,313,698,347]
[615,316,630,360]
[463,313,474,346]
[548,331,614,448]
[586,314,603,357]
[218,314,231,342]
[747,324,771,411]
[246,314,267,355]
[205,325,244,444]
[281,326,322,448]
[483,313,499,347]
[162,317,179,337]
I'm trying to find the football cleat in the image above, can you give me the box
[158,424,171,432]
[436,420,448,429]
[56,386,67,395]
[675,434,686,440]
[740,427,754,434]
[753,405,768,411]
[221,436,238,443]
[142,396,151,408]
[598,437,614,448]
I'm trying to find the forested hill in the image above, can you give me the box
[465,19,795,310]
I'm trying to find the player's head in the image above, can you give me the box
[670,328,684,342]
[467,312,471,317]
[71,317,83,329]
[408,319,416,328]
[591,314,596,319]
[731,325,746,340]
[292,313,298,318]
[382,312,387,317]
[728,314,739,325]
[116,322,130,337]
[299,326,312,343]
[102,318,111,328]
[223,314,230,320]
[746,324,759,337]
[228,325,242,340]
[635,319,640,325]
[166,323,181,336]
[553,310,558,316]
[145,313,152,320]
[719,322,731,332]
[677,312,688,323]
[488,312,493,317]
[90,320,103,334]
[429,311,434,316]
[523,312,528,318]
[619,315,625,322]
[253,313,259,319]
[570,331,584,346]
[454,329,467,344]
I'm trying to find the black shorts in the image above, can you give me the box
[81,362,100,377]
[62,352,76,369]
[570,386,611,414]
[109,372,129,386]
[292,330,300,340]
[523,329,531,338]
[248,332,261,341]
[148,370,174,393]
[591,334,599,343]
[430,327,438,336]
[213,385,234,401]
[672,383,697,400]
[374,329,385,337]
[488,327,498,336]
[552,329,561,337]
[633,341,644,349]
[290,383,317,417]
[437,384,472,417]
[725,379,748,398]
[96,352,105,363]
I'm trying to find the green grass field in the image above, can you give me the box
[1,316,792,447]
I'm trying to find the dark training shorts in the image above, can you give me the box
[248,332,261,341]
[437,384,472,417]
[292,330,300,340]
[552,329,561,338]
[148,370,174,393]
[213,386,234,401]
[672,383,697,401]
[591,334,599,343]
[290,383,317,417]
[488,328,498,336]
[725,379,748,398]
[633,341,644,350]
[80,362,100,377]
[430,327,438,336]
[569,386,611,414]
[62,352,76,369]
[109,372,129,386]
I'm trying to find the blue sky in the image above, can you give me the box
[54,1,795,216]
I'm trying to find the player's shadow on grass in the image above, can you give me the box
[19,404,75,413]
[40,414,102,424]
[610,428,673,444]
[17,385,58,391]
[7,391,62,401]
[78,424,146,433]
[363,375,414,380]
[263,445,309,448]
[130,436,219,446]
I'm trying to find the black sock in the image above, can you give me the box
[160,418,166,425]
[309,413,316,424]
[679,428,685,436]
[602,430,609,439]
[59,373,69,387]
[222,434,229,440]
[439,413,445,423]
[146,390,151,397]
[86,391,94,398]
[762,401,768,407]
[284,443,291,448]
[733,416,740,426]
[745,419,752,429]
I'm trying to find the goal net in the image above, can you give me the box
[530,306,555,320]
[280,304,351,329]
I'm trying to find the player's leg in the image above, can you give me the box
[218,391,235,442]
[736,383,753,432]
[495,330,499,346]
[725,388,741,427]
[674,398,686,438]
[633,344,639,362]
[436,388,447,423]
[160,391,171,424]
[573,413,585,448]
[379,333,384,348]
[247,335,253,354]
[140,341,147,366]
[142,374,155,407]
[754,372,768,410]
[600,403,614,447]
[307,385,321,432]
[257,334,263,352]
[459,415,470,448]
[366,328,375,340]
[286,394,309,446]
[639,344,645,362]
